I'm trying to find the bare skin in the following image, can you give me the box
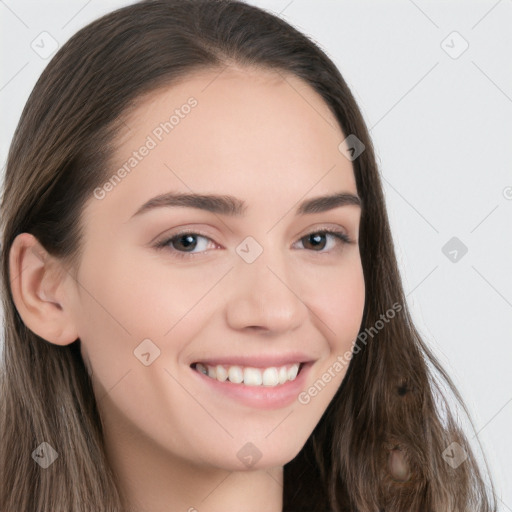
[10,66,365,512]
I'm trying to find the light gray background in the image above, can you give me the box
[1,0,511,507]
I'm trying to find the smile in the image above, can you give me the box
[191,362,303,387]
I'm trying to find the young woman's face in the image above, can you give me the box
[69,66,365,471]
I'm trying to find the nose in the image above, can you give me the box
[224,244,308,334]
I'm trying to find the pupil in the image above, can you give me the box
[308,233,325,250]
[178,234,196,251]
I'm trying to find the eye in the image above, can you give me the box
[294,228,352,252]
[154,231,216,259]
[154,227,353,260]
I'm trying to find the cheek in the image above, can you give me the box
[294,258,365,422]
[73,248,229,393]
[71,250,164,396]
[301,253,365,345]
[75,246,212,337]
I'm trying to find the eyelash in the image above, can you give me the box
[154,227,353,260]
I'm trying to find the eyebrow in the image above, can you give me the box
[129,190,362,220]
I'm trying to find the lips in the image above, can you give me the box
[190,359,314,409]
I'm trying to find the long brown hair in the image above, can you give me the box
[0,1,497,510]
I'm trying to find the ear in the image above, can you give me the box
[9,232,79,346]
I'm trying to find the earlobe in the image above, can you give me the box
[9,232,79,346]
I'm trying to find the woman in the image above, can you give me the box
[0,0,497,510]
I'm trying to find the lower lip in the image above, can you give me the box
[190,362,312,410]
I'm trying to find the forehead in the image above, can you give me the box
[87,66,357,225]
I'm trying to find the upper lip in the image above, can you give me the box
[190,353,315,368]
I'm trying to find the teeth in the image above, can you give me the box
[196,363,208,375]
[287,364,299,381]
[244,367,263,386]
[216,364,228,382]
[262,367,279,386]
[194,362,302,387]
[228,366,243,384]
